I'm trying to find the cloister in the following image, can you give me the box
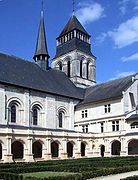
[0,138,138,162]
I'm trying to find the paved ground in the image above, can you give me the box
[89,171,138,180]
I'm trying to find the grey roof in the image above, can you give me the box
[77,75,134,107]
[54,38,95,59]
[58,15,90,38]
[34,11,50,58]
[126,114,138,121]
[0,53,83,100]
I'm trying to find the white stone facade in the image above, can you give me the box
[52,50,96,88]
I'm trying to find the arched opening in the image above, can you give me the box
[11,141,23,159]
[32,107,38,125]
[100,145,105,157]
[128,139,138,155]
[111,140,121,155]
[81,142,86,157]
[51,142,59,158]
[86,62,89,79]
[33,141,42,158]
[11,105,16,123]
[67,61,70,77]
[0,143,2,159]
[58,111,65,128]
[67,142,73,158]
[80,60,83,77]
[59,62,62,70]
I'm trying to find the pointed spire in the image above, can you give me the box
[33,1,50,70]
[72,0,75,16]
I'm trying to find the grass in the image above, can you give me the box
[22,171,77,178]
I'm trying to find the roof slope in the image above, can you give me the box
[77,75,134,106]
[0,53,83,100]
[58,15,90,38]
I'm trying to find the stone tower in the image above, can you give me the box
[51,15,96,88]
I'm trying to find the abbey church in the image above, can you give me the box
[0,5,138,163]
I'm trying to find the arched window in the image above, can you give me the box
[80,60,83,77]
[32,107,38,126]
[59,111,64,128]
[131,122,138,129]
[86,62,89,79]
[67,61,70,77]
[11,105,16,123]
[59,62,62,70]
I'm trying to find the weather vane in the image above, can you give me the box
[41,0,44,16]
[72,0,75,15]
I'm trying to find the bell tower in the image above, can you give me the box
[51,14,96,88]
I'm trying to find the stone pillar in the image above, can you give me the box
[60,138,67,159]
[4,136,13,163]
[44,137,51,160]
[120,137,127,156]
[74,139,81,158]
[25,137,34,162]
[86,139,93,157]
[104,138,110,157]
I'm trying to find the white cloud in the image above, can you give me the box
[108,16,138,48]
[110,71,136,80]
[121,53,138,62]
[95,33,107,44]
[76,2,104,25]
[119,0,138,14]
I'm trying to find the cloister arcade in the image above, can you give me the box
[0,138,138,162]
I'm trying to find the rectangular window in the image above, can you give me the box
[82,125,85,132]
[81,110,88,118]
[129,92,136,109]
[86,125,88,133]
[82,111,84,118]
[104,104,111,113]
[101,122,104,133]
[85,110,88,118]
[112,121,119,131]
[82,125,88,133]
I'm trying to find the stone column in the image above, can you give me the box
[86,139,93,158]
[104,138,110,157]
[60,138,67,159]
[74,139,81,158]
[25,137,34,162]
[120,137,127,156]
[4,136,13,163]
[44,137,51,160]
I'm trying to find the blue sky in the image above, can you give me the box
[0,0,138,83]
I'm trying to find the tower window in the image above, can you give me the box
[67,61,70,77]
[80,60,83,77]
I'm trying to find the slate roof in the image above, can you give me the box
[34,11,50,58]
[58,15,90,38]
[0,53,83,100]
[54,38,94,59]
[126,114,138,121]
[77,75,135,107]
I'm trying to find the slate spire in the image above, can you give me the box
[33,1,50,70]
